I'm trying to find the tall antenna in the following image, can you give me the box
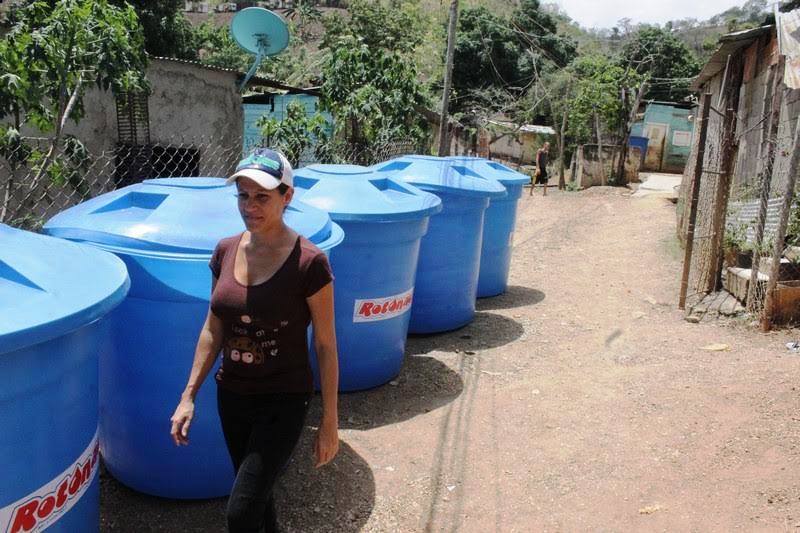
[230,7,290,92]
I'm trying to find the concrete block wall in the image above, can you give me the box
[572,144,641,188]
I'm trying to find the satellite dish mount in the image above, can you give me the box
[230,7,290,92]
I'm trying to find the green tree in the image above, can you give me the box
[449,1,575,120]
[511,0,577,74]
[321,0,425,54]
[256,100,328,168]
[284,0,323,42]
[9,0,197,59]
[452,8,523,101]
[0,0,147,224]
[110,0,197,59]
[194,21,251,72]
[321,37,428,148]
[563,55,643,143]
[620,26,701,101]
[319,0,429,149]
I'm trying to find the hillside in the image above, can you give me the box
[184,0,772,87]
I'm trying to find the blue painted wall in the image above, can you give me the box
[631,103,693,172]
[243,94,333,156]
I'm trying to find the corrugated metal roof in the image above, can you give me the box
[719,25,774,43]
[488,120,556,135]
[691,25,774,91]
[148,55,319,95]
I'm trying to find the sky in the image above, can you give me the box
[554,0,749,29]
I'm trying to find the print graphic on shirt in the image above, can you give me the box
[224,315,292,364]
[225,336,265,365]
[248,315,290,357]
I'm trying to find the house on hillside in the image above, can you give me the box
[678,22,788,244]
[0,55,318,223]
[184,2,211,13]
[481,121,556,166]
[630,101,694,173]
[427,112,555,165]
[677,7,800,309]
[53,56,315,182]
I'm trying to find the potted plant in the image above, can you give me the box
[723,223,751,269]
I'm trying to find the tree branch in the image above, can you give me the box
[28,73,83,192]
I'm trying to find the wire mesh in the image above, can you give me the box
[682,87,800,327]
[0,135,425,231]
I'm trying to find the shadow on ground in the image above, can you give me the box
[100,463,227,532]
[312,311,524,430]
[308,308,528,431]
[276,436,375,533]
[100,439,374,533]
[308,354,464,431]
[476,285,545,311]
[407,311,525,356]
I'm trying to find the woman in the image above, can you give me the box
[530,141,550,196]
[170,148,339,533]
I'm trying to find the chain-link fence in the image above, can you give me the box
[679,77,800,329]
[0,136,424,231]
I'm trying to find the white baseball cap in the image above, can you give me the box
[226,148,293,189]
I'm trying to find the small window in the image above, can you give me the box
[115,91,151,146]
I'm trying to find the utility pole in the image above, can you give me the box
[438,0,459,156]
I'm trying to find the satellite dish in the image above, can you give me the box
[230,7,290,92]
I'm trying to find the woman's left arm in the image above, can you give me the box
[307,281,339,467]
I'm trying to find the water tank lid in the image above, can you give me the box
[43,177,335,255]
[0,225,130,355]
[292,164,443,222]
[445,156,531,186]
[372,155,508,198]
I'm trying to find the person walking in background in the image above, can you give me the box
[170,148,340,533]
[535,141,550,196]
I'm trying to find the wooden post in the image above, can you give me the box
[703,54,743,293]
[717,55,732,108]
[594,106,606,186]
[437,0,459,157]
[761,115,800,331]
[558,110,568,190]
[679,92,713,310]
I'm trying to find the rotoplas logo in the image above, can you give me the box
[1,432,99,533]
[353,288,414,323]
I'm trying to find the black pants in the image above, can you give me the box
[217,387,311,533]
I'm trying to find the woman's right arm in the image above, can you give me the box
[170,309,225,446]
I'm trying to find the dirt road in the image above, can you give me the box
[101,185,800,532]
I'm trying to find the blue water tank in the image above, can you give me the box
[292,164,442,390]
[372,156,506,333]
[628,136,649,165]
[446,157,528,297]
[43,177,344,499]
[0,225,129,533]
